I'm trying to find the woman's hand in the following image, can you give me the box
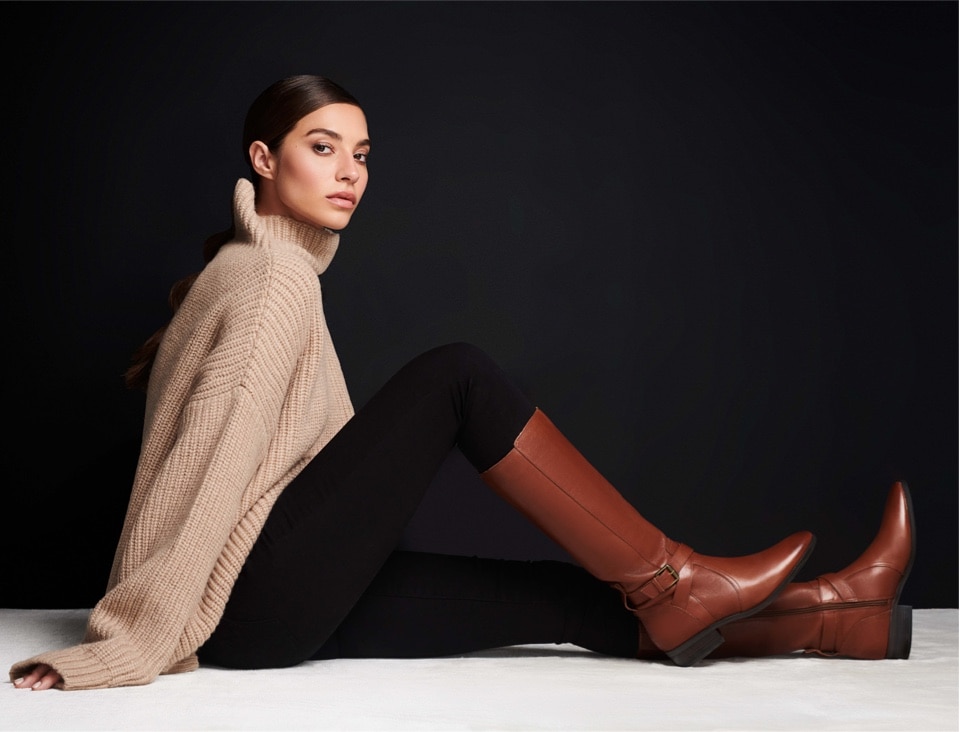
[13,664,62,691]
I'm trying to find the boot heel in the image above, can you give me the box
[667,628,724,667]
[886,605,912,659]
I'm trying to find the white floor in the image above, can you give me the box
[2,608,957,731]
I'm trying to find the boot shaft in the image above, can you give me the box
[483,408,814,666]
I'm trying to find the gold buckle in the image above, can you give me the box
[620,564,682,611]
[652,564,679,591]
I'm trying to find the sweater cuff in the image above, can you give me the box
[9,638,158,690]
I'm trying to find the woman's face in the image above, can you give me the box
[252,103,370,231]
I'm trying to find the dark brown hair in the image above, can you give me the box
[124,75,362,391]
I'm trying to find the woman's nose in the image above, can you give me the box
[338,158,360,183]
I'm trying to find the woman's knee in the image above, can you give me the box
[415,342,496,377]
[397,342,505,395]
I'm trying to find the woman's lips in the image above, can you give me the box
[326,192,356,209]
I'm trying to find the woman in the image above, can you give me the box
[11,75,914,691]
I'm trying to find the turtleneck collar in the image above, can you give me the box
[231,178,341,276]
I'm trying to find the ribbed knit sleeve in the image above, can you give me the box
[8,396,270,689]
[9,188,354,689]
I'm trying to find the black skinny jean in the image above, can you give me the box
[199,343,637,668]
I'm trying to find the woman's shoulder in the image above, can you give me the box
[206,242,321,292]
[176,245,321,329]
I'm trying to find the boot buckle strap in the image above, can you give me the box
[637,564,680,602]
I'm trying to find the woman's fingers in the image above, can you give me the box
[12,664,62,690]
[34,668,63,690]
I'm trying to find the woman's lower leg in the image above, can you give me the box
[480,409,816,665]
[311,551,639,660]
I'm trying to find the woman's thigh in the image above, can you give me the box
[199,343,534,668]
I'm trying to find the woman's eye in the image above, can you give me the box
[354,151,369,164]
[313,143,332,154]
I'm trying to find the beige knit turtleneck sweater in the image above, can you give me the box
[10,179,355,690]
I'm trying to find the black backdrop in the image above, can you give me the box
[3,1,956,610]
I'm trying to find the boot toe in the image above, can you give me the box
[638,531,816,666]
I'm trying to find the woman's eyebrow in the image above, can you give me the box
[306,127,342,140]
[306,128,371,148]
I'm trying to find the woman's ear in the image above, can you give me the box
[249,141,277,180]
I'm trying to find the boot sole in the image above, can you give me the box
[666,535,817,667]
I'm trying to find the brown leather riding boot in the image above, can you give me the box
[480,408,815,666]
[637,481,915,660]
